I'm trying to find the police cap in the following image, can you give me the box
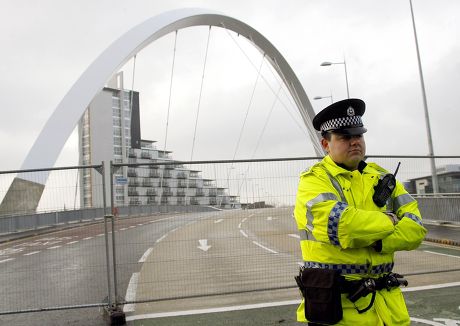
[312,98,367,135]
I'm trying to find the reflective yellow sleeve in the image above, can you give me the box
[294,170,394,249]
[380,182,427,254]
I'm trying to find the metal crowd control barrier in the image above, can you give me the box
[0,156,459,322]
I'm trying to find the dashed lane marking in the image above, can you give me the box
[0,258,15,263]
[23,251,40,256]
[47,246,62,250]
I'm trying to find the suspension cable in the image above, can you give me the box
[163,30,178,154]
[231,53,265,163]
[227,53,265,194]
[190,26,212,161]
[223,28,310,139]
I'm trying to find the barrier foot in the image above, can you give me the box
[103,305,126,325]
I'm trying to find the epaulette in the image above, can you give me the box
[300,162,322,177]
[366,162,389,174]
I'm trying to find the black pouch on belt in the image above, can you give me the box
[300,268,343,325]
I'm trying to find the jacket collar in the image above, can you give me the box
[322,155,368,176]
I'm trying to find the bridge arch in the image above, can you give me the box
[21,8,322,172]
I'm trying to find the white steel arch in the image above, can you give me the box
[21,8,323,172]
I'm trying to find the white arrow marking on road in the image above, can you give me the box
[214,219,224,224]
[288,234,300,239]
[197,239,211,252]
[267,216,272,221]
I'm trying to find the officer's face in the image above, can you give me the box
[321,133,366,170]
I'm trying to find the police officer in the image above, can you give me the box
[294,99,427,325]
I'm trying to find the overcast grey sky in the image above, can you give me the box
[1,0,459,172]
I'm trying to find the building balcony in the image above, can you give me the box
[195,190,204,197]
[177,190,186,197]
[147,197,156,204]
[189,182,197,188]
[177,181,187,188]
[142,181,154,187]
[127,169,137,177]
[163,171,172,178]
[128,191,139,197]
[128,180,140,187]
[209,198,217,205]
[160,197,169,204]
[141,151,151,159]
[128,149,137,158]
[177,198,185,205]
[177,172,187,179]
[162,189,174,196]
[190,198,199,205]
[147,189,157,196]
[149,171,160,178]
[129,198,141,205]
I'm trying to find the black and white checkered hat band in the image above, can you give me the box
[320,116,363,131]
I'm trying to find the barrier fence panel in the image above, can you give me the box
[112,156,460,314]
[0,156,459,317]
[0,165,111,314]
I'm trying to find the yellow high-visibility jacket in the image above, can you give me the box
[294,155,427,325]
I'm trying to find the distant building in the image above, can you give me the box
[405,164,460,194]
[78,72,239,209]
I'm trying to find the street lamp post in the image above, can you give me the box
[313,95,333,104]
[320,58,350,99]
[409,0,439,193]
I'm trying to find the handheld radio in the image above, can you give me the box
[372,162,401,207]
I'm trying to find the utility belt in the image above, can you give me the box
[295,267,408,325]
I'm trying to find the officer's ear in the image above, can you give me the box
[321,137,330,152]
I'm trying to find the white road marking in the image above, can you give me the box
[120,228,128,231]
[423,250,460,259]
[238,223,242,229]
[0,258,15,263]
[156,234,168,243]
[288,234,300,239]
[402,281,460,292]
[239,230,248,238]
[83,237,93,240]
[197,239,211,252]
[267,216,272,221]
[47,246,62,250]
[242,217,248,222]
[252,241,278,254]
[137,224,144,226]
[214,219,224,224]
[97,233,104,237]
[123,272,139,312]
[139,248,153,263]
[67,241,79,245]
[129,226,136,229]
[125,281,460,322]
[24,251,40,256]
[170,227,179,233]
[126,300,300,321]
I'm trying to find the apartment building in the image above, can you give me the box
[78,72,239,209]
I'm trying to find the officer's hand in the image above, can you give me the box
[385,212,399,225]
